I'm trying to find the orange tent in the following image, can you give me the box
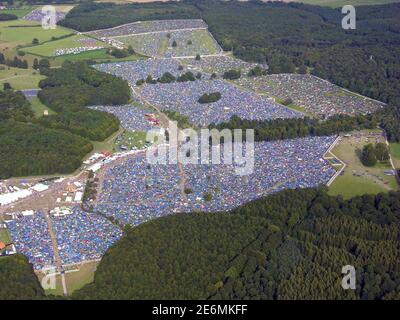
[0,242,6,250]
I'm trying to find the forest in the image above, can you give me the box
[210,113,378,142]
[0,254,45,300]
[0,61,130,178]
[60,0,400,106]
[68,188,400,300]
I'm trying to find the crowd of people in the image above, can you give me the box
[95,59,187,85]
[94,152,184,226]
[89,104,158,132]
[119,28,221,58]
[23,9,66,23]
[92,136,337,225]
[5,207,124,269]
[6,212,54,270]
[138,79,302,126]
[180,136,337,212]
[119,32,165,57]
[89,19,208,38]
[51,207,123,266]
[235,74,385,118]
[88,19,220,58]
[163,29,221,58]
[181,55,267,76]
[53,46,104,56]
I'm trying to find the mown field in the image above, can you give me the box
[0,228,11,244]
[30,97,56,117]
[390,143,400,168]
[0,20,73,48]
[0,66,45,90]
[23,34,107,57]
[328,130,398,199]
[1,7,36,18]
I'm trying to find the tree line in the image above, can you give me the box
[0,61,131,178]
[68,188,400,300]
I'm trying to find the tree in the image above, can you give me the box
[127,45,135,54]
[223,69,241,80]
[38,59,50,73]
[375,142,390,161]
[172,40,177,47]
[298,65,307,74]
[32,38,39,45]
[33,58,39,70]
[361,143,377,167]
[198,92,221,104]
[3,82,12,90]
[195,54,201,60]
[281,97,293,106]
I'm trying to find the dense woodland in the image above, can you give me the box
[210,114,378,142]
[0,254,45,300]
[0,62,130,178]
[67,188,400,300]
[61,0,400,106]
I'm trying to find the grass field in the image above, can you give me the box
[328,130,398,199]
[90,126,124,156]
[297,0,400,8]
[0,66,45,90]
[0,228,11,244]
[0,20,73,48]
[24,34,107,57]
[115,130,148,151]
[1,7,36,18]
[390,143,400,168]
[64,261,98,294]
[38,261,98,296]
[37,272,64,296]
[30,97,56,117]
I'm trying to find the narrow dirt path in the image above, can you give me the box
[44,210,68,297]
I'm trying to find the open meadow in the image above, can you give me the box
[0,20,73,49]
[23,34,107,57]
[328,130,399,199]
[0,66,45,90]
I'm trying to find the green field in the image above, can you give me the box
[0,228,11,244]
[30,97,56,117]
[0,66,45,90]
[64,262,98,294]
[298,0,400,7]
[1,7,36,18]
[0,20,73,48]
[328,131,398,199]
[24,34,107,57]
[118,29,219,57]
[390,143,400,168]
[38,261,98,296]
[115,130,148,151]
